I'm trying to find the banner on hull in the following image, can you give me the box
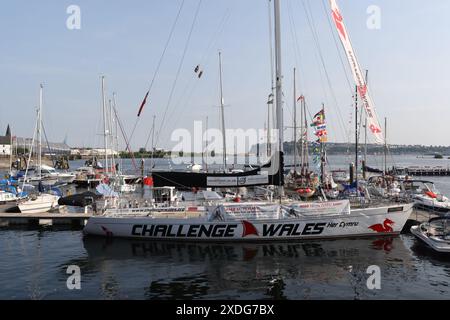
[329,0,384,144]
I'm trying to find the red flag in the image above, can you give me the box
[137,91,150,117]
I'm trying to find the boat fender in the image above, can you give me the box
[425,191,437,199]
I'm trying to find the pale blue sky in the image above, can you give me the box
[1,0,449,151]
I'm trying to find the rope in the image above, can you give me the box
[163,8,232,138]
[151,0,203,151]
[125,0,186,152]
[111,98,139,173]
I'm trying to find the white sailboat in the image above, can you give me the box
[411,217,450,253]
[18,84,60,214]
[83,0,413,241]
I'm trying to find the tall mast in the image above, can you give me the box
[101,76,109,174]
[112,93,119,162]
[320,104,326,184]
[108,99,116,174]
[274,0,284,196]
[302,97,309,175]
[293,68,297,174]
[267,0,275,159]
[38,84,43,179]
[267,97,272,158]
[355,85,358,190]
[364,70,369,172]
[9,128,12,175]
[218,51,227,171]
[384,117,387,174]
[151,115,156,172]
[364,117,367,178]
[204,116,208,172]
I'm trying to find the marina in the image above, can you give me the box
[1,0,450,304]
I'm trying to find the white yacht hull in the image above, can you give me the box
[411,225,450,253]
[413,196,450,213]
[84,203,414,241]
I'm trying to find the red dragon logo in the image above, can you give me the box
[332,9,346,40]
[242,221,259,237]
[369,219,395,233]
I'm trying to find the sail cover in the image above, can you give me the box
[329,0,384,144]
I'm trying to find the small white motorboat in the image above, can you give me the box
[18,193,60,214]
[411,217,450,253]
[84,200,414,241]
[401,180,450,214]
[0,190,24,211]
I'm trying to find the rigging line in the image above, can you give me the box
[286,0,307,95]
[163,10,231,143]
[301,0,347,142]
[126,0,186,152]
[199,8,231,67]
[305,0,346,141]
[152,0,203,151]
[295,1,335,137]
[143,113,155,156]
[268,0,275,91]
[112,96,139,172]
[164,8,232,147]
[41,123,55,167]
[296,0,331,105]
[320,0,353,96]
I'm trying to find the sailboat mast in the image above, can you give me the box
[303,97,309,175]
[38,84,43,179]
[113,93,119,162]
[101,76,109,174]
[218,51,227,171]
[320,104,326,184]
[293,68,297,174]
[204,116,208,172]
[267,0,275,159]
[108,99,115,173]
[267,99,272,158]
[9,129,12,175]
[355,85,358,190]
[364,70,368,176]
[274,0,284,196]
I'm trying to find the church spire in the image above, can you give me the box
[6,124,11,137]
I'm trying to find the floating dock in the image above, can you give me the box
[0,209,435,228]
[397,166,450,176]
[0,212,92,227]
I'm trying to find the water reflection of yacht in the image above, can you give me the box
[401,180,450,214]
[80,236,413,299]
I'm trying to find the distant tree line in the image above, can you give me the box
[282,142,450,156]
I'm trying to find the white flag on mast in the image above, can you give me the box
[329,0,384,144]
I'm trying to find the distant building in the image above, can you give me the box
[0,125,12,156]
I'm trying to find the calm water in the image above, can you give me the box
[1,154,450,300]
